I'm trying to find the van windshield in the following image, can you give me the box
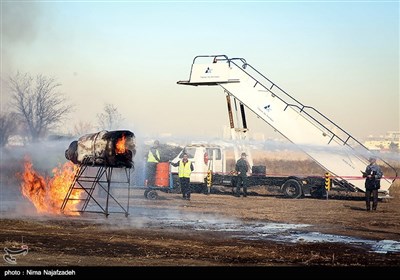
[181,148,196,159]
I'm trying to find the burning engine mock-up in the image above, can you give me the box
[65,130,136,168]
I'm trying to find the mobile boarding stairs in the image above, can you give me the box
[178,55,398,196]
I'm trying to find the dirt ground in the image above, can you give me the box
[1,185,400,270]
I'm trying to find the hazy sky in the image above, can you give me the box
[1,0,399,141]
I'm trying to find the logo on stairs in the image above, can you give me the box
[257,104,274,122]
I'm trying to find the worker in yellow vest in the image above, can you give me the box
[146,140,161,186]
[170,153,194,200]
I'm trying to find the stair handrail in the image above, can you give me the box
[221,56,397,180]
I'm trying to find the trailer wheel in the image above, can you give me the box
[282,179,303,199]
[144,189,150,198]
[147,190,158,200]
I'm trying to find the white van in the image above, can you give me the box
[170,144,228,185]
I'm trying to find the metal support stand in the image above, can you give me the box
[61,163,131,217]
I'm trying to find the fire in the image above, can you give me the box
[20,159,81,215]
[115,134,126,154]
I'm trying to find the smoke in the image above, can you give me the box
[93,203,242,233]
[1,1,44,112]
[0,138,73,216]
[1,130,398,219]
[2,2,41,42]
[1,2,42,72]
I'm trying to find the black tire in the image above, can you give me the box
[147,190,158,200]
[282,179,303,199]
[144,189,150,198]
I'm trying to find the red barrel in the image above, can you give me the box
[155,162,170,187]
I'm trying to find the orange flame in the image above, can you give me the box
[20,159,81,215]
[115,134,126,154]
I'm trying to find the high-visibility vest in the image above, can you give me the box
[178,160,192,178]
[147,149,160,163]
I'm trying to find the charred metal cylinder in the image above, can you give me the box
[65,130,136,168]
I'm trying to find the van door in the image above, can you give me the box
[206,148,223,174]
[191,147,207,184]
[170,147,206,184]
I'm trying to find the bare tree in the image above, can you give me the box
[0,111,18,147]
[72,121,93,136]
[8,72,73,142]
[97,103,124,131]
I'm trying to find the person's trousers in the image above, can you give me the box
[236,176,249,196]
[180,177,191,198]
[365,189,378,210]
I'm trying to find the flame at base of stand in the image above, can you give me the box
[20,159,81,215]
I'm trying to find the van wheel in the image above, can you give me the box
[282,179,303,199]
[147,190,158,200]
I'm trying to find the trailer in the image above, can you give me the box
[141,161,176,200]
[212,173,326,199]
[175,55,398,198]
[167,143,333,199]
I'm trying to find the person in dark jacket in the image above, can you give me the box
[146,140,161,186]
[170,153,194,200]
[362,156,383,211]
[235,152,251,197]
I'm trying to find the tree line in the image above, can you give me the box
[0,72,124,147]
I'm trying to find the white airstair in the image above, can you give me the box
[178,55,397,195]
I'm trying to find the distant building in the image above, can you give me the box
[364,131,399,151]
